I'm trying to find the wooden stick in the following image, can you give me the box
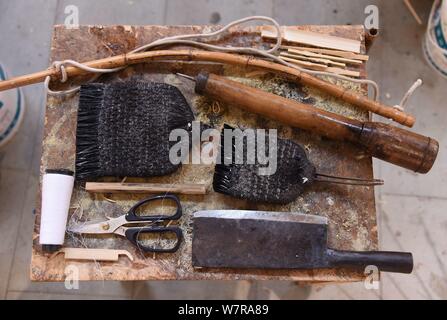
[0,50,415,127]
[280,55,328,71]
[281,54,360,77]
[324,67,360,78]
[278,45,369,61]
[279,52,346,67]
[262,26,361,53]
[58,248,134,262]
[85,182,207,195]
[403,0,423,25]
[287,48,362,65]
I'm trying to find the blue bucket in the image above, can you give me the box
[0,64,25,148]
[423,0,447,78]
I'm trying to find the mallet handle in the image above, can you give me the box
[194,72,438,173]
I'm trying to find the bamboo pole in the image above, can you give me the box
[404,0,423,25]
[0,50,415,127]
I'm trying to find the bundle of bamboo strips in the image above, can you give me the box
[262,26,369,79]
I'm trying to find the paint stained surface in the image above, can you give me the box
[32,24,377,281]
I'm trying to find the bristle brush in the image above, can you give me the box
[213,125,383,204]
[75,80,195,180]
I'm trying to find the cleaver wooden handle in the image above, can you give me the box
[327,249,413,274]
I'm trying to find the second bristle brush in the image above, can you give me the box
[213,125,383,204]
[75,80,195,180]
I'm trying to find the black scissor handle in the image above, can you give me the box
[125,194,182,222]
[125,226,183,253]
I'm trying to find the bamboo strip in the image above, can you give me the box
[280,56,328,71]
[279,52,346,67]
[287,48,362,65]
[404,0,423,25]
[325,67,360,78]
[85,182,207,195]
[262,26,361,53]
[281,55,360,77]
[278,45,369,61]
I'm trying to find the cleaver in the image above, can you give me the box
[192,210,413,274]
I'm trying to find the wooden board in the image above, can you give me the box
[31,24,377,282]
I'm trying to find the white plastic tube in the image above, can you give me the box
[39,169,74,252]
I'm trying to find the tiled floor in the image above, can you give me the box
[0,0,446,300]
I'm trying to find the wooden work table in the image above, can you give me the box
[31,24,377,282]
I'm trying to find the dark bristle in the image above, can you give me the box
[212,163,234,194]
[166,85,194,131]
[75,81,195,180]
[212,126,316,204]
[75,83,105,180]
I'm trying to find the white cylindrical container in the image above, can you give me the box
[39,169,75,253]
[0,63,25,148]
[423,0,447,78]
[442,0,447,35]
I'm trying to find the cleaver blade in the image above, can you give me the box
[192,210,413,274]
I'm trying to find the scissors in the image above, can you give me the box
[68,194,183,253]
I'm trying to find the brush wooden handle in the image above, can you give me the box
[0,50,414,126]
[194,72,438,173]
[195,73,365,141]
[85,182,207,195]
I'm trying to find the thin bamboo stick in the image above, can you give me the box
[276,45,369,61]
[282,55,360,77]
[280,55,328,70]
[279,52,346,67]
[404,0,423,25]
[324,67,360,78]
[0,50,415,127]
[85,182,207,194]
[287,48,362,65]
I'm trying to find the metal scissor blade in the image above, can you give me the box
[67,215,127,234]
[67,221,109,234]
